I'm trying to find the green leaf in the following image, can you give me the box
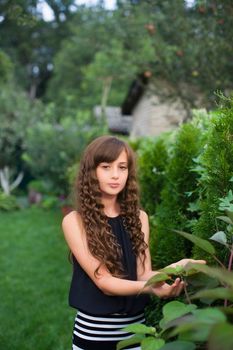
[216,215,233,225]
[208,322,233,350]
[159,266,184,275]
[122,324,156,335]
[219,190,233,212]
[141,337,165,350]
[186,263,233,288]
[117,334,145,350]
[192,308,226,324]
[186,272,219,289]
[160,301,197,329]
[160,340,196,350]
[171,308,226,342]
[209,231,227,246]
[192,287,233,302]
[144,273,171,287]
[173,230,216,255]
[226,210,233,223]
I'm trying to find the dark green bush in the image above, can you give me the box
[137,137,169,215]
[152,122,207,268]
[192,100,233,263]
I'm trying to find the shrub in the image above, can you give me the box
[153,122,206,269]
[23,111,104,194]
[137,136,169,215]
[191,99,233,263]
[0,191,19,211]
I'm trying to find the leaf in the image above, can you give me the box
[159,266,184,275]
[216,215,233,225]
[219,190,233,212]
[160,340,196,350]
[208,322,233,350]
[187,201,200,213]
[122,324,156,336]
[160,301,197,329]
[209,231,227,246]
[171,308,226,342]
[117,334,145,350]
[186,272,219,289]
[173,230,215,255]
[192,287,233,302]
[192,308,226,324]
[226,210,233,223]
[185,263,233,288]
[144,273,171,287]
[141,337,165,350]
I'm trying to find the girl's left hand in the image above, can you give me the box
[168,259,206,269]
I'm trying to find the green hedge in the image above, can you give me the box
[137,99,233,326]
[137,100,233,268]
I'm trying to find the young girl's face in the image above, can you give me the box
[96,149,129,197]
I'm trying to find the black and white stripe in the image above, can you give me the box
[72,310,145,349]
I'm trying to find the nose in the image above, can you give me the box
[111,167,119,179]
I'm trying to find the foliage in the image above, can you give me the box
[0,191,19,211]
[119,208,233,349]
[136,104,232,330]
[191,99,233,262]
[27,179,53,194]
[137,136,169,215]
[0,82,43,170]
[46,0,232,112]
[22,111,104,194]
[153,121,206,268]
[0,1,76,97]
[0,50,13,84]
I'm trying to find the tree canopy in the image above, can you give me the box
[0,0,232,109]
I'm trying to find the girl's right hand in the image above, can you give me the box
[150,278,184,299]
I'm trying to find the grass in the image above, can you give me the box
[0,207,75,350]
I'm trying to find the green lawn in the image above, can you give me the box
[0,207,75,350]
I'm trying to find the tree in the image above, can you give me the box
[0,1,76,98]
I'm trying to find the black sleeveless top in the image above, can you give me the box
[69,215,149,315]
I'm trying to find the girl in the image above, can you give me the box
[62,135,205,350]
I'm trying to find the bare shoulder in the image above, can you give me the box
[139,210,149,242]
[139,209,149,223]
[62,210,83,234]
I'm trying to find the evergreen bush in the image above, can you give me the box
[137,137,169,215]
[191,99,233,263]
[153,122,206,269]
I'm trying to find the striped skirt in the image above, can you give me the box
[72,310,145,350]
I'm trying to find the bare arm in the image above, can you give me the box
[62,211,150,296]
[62,211,186,298]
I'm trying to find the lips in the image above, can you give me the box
[108,183,120,188]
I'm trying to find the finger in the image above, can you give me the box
[175,281,185,296]
[190,259,206,264]
[170,278,181,297]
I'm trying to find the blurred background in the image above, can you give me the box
[0,1,233,349]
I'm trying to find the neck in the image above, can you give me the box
[101,194,120,217]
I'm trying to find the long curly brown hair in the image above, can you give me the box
[74,135,147,277]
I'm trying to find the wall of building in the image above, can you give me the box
[130,84,188,138]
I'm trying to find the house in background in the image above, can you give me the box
[94,106,132,135]
[94,73,203,137]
